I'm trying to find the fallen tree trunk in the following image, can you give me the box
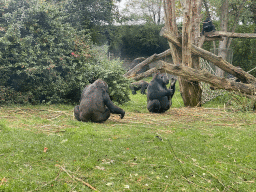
[124,29,256,86]
[124,49,172,78]
[131,61,256,98]
[206,31,256,38]
[160,28,256,85]
[158,61,256,97]
[132,67,159,81]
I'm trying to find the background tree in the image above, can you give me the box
[64,0,121,44]
[121,0,164,24]
[163,0,202,106]
[125,0,256,107]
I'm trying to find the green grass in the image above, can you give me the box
[0,88,256,191]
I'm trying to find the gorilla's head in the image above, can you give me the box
[94,79,108,91]
[154,73,169,85]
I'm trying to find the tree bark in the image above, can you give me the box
[178,0,202,107]
[216,0,229,77]
[182,0,193,68]
[160,28,256,84]
[163,0,181,65]
[130,61,256,99]
[163,0,203,107]
[124,49,172,78]
[191,0,203,105]
[206,31,256,38]
[128,28,256,86]
[157,61,256,98]
[133,67,159,81]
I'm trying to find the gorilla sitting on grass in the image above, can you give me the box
[147,73,176,113]
[74,79,125,123]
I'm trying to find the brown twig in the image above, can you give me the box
[193,164,226,189]
[163,184,168,192]
[57,165,99,191]
[181,175,209,190]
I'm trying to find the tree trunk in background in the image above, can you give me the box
[216,0,228,77]
[191,0,202,105]
[179,0,202,106]
[165,0,202,107]
[163,0,181,65]
[127,0,256,109]
[163,0,184,104]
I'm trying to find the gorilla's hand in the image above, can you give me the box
[167,89,174,96]
[120,111,125,119]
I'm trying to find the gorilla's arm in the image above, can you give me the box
[168,78,176,99]
[103,91,125,119]
[148,91,171,100]
[148,83,173,100]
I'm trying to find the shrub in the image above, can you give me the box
[0,0,130,104]
[0,86,32,104]
[86,45,131,104]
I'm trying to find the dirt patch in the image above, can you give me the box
[109,107,227,126]
[1,106,252,133]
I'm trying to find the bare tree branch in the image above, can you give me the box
[133,67,159,81]
[206,31,256,38]
[160,28,256,84]
[124,49,172,78]
[157,61,256,97]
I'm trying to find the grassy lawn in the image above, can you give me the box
[0,88,256,191]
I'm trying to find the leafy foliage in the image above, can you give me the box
[0,0,129,104]
[120,0,164,25]
[0,86,32,104]
[64,0,120,43]
[232,24,256,77]
[109,24,169,58]
[84,45,131,104]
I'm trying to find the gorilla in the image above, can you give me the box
[202,17,215,35]
[130,80,149,95]
[147,73,176,113]
[74,79,125,123]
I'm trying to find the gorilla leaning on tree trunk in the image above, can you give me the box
[130,80,149,95]
[74,79,125,123]
[147,73,176,113]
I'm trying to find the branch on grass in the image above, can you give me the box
[57,165,100,192]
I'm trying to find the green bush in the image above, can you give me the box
[0,0,130,104]
[87,45,131,104]
[0,86,33,104]
[118,23,169,58]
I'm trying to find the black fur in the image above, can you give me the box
[74,79,125,122]
[202,17,215,35]
[147,74,176,113]
[130,80,149,95]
